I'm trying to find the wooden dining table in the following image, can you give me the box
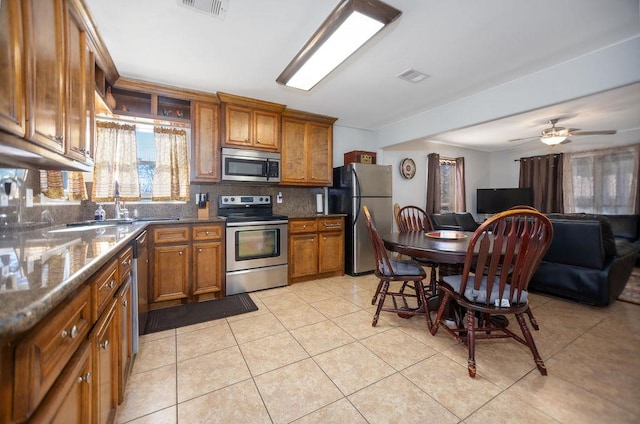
[381,230,474,275]
[381,230,476,323]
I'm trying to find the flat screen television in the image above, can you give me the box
[476,188,533,214]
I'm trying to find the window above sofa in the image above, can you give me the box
[564,144,639,214]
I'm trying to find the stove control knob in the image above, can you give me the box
[222,197,228,203]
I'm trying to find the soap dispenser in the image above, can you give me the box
[94,204,106,221]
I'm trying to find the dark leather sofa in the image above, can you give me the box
[529,214,640,306]
[430,212,480,232]
[604,214,640,259]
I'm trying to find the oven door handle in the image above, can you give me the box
[226,219,289,227]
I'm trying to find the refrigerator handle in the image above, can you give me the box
[352,167,361,226]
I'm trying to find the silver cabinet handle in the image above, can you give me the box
[123,299,128,307]
[124,258,132,266]
[77,372,92,384]
[179,251,183,255]
[61,324,78,340]
[107,279,116,289]
[100,340,109,350]
[198,248,202,253]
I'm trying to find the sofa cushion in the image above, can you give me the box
[546,213,617,258]
[543,218,606,269]
[454,213,480,231]
[604,214,640,241]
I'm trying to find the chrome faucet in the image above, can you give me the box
[114,180,121,219]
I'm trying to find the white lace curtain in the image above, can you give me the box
[563,144,640,214]
[93,121,141,202]
[152,127,190,201]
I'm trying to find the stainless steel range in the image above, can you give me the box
[219,195,288,295]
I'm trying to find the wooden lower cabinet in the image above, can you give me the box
[12,283,92,421]
[152,244,190,302]
[91,297,118,424]
[150,223,225,307]
[116,279,132,404]
[30,340,92,424]
[289,217,344,284]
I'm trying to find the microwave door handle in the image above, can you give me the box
[266,159,271,181]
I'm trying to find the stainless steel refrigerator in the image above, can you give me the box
[329,163,393,275]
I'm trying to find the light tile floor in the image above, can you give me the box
[116,273,640,424]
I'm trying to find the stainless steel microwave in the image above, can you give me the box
[221,148,281,183]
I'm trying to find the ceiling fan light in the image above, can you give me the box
[541,135,567,145]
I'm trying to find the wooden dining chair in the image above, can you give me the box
[430,208,554,378]
[396,206,439,296]
[507,204,541,330]
[363,206,432,328]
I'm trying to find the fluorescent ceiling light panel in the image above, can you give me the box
[277,0,401,91]
[286,13,383,91]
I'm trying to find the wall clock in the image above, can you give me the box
[400,158,416,179]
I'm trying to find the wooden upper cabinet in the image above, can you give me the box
[308,122,332,183]
[23,0,66,152]
[0,0,26,137]
[281,118,307,183]
[218,92,285,151]
[281,110,337,186]
[191,100,221,182]
[64,2,90,163]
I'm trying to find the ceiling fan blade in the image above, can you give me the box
[560,138,573,145]
[508,136,538,142]
[570,130,617,136]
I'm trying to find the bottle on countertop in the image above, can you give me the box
[94,204,106,221]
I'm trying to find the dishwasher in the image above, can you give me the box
[131,230,148,353]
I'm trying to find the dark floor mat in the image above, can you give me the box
[144,293,258,334]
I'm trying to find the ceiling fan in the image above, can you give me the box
[509,118,617,146]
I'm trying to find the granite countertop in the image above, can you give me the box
[0,221,153,338]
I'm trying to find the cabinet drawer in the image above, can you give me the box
[192,224,222,241]
[289,219,318,234]
[89,258,118,323]
[153,226,190,244]
[13,284,92,422]
[319,217,344,232]
[118,245,133,283]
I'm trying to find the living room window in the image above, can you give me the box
[439,158,458,212]
[563,144,639,214]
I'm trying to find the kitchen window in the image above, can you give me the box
[93,119,190,202]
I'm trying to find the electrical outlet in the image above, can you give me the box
[277,192,283,204]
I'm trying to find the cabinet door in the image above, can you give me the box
[289,234,318,279]
[319,231,344,274]
[91,298,118,424]
[152,245,189,302]
[24,0,65,152]
[0,0,26,137]
[281,118,307,184]
[254,109,279,150]
[192,241,224,296]
[30,341,92,424]
[224,104,251,146]
[64,3,88,162]
[192,101,220,182]
[308,122,332,184]
[117,278,132,404]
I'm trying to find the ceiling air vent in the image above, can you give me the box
[178,0,229,20]
[396,68,429,83]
